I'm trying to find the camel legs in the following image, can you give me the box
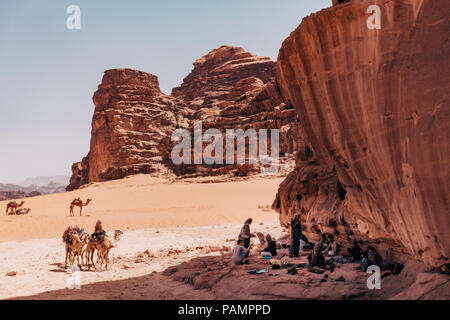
[103,250,110,270]
[64,246,69,268]
[88,248,97,271]
[6,206,14,215]
[76,251,82,271]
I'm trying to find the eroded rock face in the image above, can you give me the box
[66,155,89,191]
[67,47,297,189]
[165,78,299,177]
[273,0,450,267]
[172,46,276,110]
[66,69,189,190]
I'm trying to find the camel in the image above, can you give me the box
[6,201,25,215]
[14,208,31,215]
[87,230,123,271]
[69,198,92,216]
[64,228,90,269]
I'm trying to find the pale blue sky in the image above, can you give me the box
[0,0,331,183]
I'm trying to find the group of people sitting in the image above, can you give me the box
[232,215,402,275]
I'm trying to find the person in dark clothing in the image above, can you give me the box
[261,234,277,257]
[318,233,330,253]
[91,220,106,242]
[300,233,314,250]
[290,213,302,257]
[348,240,362,262]
[368,246,384,269]
[308,245,326,267]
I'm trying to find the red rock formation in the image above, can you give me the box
[273,0,449,267]
[165,78,299,177]
[67,48,297,190]
[172,46,276,110]
[66,69,189,191]
[66,155,90,191]
[166,46,297,176]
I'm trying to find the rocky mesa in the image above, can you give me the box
[67,46,297,190]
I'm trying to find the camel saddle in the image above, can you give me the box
[91,231,106,242]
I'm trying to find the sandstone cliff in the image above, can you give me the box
[172,45,276,110]
[67,68,189,191]
[273,0,449,268]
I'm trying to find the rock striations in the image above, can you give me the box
[273,0,449,268]
[67,69,189,191]
[172,45,276,110]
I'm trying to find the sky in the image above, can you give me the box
[0,0,331,183]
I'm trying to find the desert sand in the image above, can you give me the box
[0,175,284,242]
[0,175,285,299]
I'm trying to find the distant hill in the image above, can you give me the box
[0,190,43,201]
[19,176,70,187]
[0,178,67,201]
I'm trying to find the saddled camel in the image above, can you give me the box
[6,201,25,215]
[64,228,90,269]
[86,230,123,271]
[69,198,92,216]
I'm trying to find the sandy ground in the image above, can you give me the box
[0,223,284,299]
[0,175,285,299]
[0,175,284,242]
[12,243,450,300]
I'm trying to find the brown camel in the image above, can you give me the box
[87,230,123,271]
[64,228,89,269]
[69,198,92,216]
[6,201,25,215]
[14,208,31,215]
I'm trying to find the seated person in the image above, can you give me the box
[91,220,106,241]
[301,234,314,250]
[326,234,339,256]
[260,234,277,257]
[308,245,326,267]
[361,246,384,271]
[368,246,384,269]
[318,234,330,252]
[360,250,369,271]
[233,239,250,265]
[348,240,363,262]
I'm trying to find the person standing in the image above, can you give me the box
[238,218,255,251]
[290,213,302,257]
